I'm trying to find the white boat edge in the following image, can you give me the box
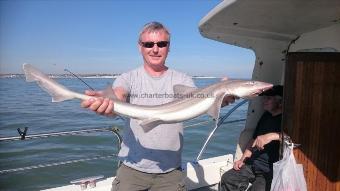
[42,154,234,191]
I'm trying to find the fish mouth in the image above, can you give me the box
[252,90,263,96]
[246,91,264,98]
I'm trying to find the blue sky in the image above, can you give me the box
[0,0,254,78]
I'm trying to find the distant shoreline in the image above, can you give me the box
[0,74,219,79]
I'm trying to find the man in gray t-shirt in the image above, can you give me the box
[113,66,195,175]
[81,21,194,191]
[81,22,234,191]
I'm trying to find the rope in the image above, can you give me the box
[184,120,211,128]
[0,154,117,174]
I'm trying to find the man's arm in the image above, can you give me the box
[252,132,281,150]
[233,138,255,170]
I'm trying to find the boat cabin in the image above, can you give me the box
[199,0,340,190]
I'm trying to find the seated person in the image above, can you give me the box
[220,85,283,191]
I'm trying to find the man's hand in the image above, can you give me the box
[81,90,114,116]
[220,76,237,107]
[222,96,237,107]
[233,159,244,171]
[219,76,238,107]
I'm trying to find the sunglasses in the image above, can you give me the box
[140,41,169,48]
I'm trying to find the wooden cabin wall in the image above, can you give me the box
[284,52,340,191]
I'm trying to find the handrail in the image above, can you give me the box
[0,127,120,142]
[195,99,248,161]
[0,126,122,174]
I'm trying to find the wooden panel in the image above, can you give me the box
[283,52,340,191]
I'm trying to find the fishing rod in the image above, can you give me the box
[65,68,125,121]
[64,68,95,90]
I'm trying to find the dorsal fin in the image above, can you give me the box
[221,77,229,81]
[101,85,117,100]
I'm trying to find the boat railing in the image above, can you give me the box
[0,126,122,174]
[1,126,122,143]
[196,99,248,161]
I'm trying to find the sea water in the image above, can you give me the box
[0,78,247,191]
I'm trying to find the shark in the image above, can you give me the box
[23,63,273,131]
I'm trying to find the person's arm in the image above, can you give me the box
[80,87,127,117]
[233,138,255,170]
[252,132,282,150]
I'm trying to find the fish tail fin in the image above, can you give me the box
[23,63,75,102]
[24,67,37,83]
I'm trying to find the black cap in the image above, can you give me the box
[259,85,283,97]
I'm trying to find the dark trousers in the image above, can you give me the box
[220,165,272,191]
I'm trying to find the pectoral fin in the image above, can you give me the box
[207,93,226,120]
[139,118,163,132]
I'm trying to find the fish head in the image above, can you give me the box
[227,80,273,99]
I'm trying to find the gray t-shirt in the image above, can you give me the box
[113,66,195,173]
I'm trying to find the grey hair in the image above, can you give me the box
[138,21,171,42]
